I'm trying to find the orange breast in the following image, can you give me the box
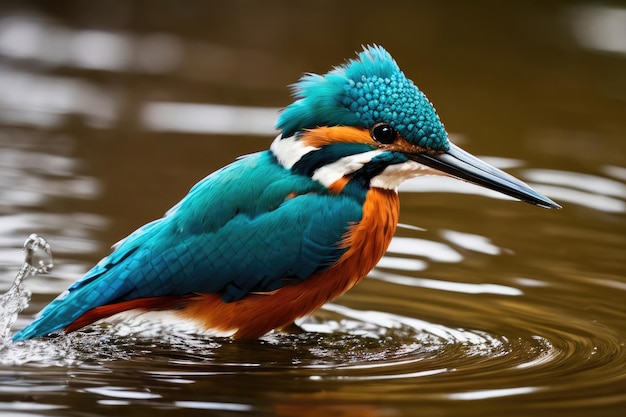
[178,187,400,339]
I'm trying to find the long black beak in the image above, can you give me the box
[409,143,561,209]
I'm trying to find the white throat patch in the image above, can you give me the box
[370,160,443,190]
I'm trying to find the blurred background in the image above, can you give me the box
[0,0,624,260]
[0,1,625,416]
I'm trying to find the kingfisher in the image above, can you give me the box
[13,45,559,341]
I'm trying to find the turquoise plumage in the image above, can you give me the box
[13,45,559,341]
[13,152,361,339]
[278,45,448,150]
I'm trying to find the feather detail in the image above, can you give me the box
[300,126,375,148]
[328,176,349,194]
[175,187,400,339]
[276,45,449,152]
[65,295,192,333]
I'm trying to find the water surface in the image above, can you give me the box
[0,1,625,416]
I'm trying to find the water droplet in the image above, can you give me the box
[23,233,54,275]
[0,234,54,347]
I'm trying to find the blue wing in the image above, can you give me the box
[13,151,363,340]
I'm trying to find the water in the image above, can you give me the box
[1,1,626,416]
[0,234,53,346]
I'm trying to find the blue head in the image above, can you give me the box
[272,45,560,209]
[277,45,449,152]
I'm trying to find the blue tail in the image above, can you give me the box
[12,285,116,340]
[12,219,164,341]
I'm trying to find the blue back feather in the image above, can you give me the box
[13,152,363,340]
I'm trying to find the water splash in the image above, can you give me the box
[0,234,53,347]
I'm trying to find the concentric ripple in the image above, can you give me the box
[2,274,626,415]
[0,298,598,380]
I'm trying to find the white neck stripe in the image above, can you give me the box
[270,134,318,169]
[270,134,444,191]
[312,150,384,188]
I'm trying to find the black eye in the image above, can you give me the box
[370,123,397,144]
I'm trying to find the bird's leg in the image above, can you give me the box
[280,321,305,334]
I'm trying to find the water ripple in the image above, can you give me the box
[1,275,624,416]
[524,168,626,213]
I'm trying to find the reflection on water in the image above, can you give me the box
[0,139,101,204]
[523,169,626,213]
[0,68,117,128]
[0,135,105,293]
[0,1,625,417]
[370,270,523,296]
[441,230,502,255]
[4,286,623,415]
[141,102,278,136]
[569,5,626,56]
[0,14,182,72]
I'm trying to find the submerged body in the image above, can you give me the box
[13,46,558,341]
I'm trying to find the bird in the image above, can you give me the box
[13,45,560,341]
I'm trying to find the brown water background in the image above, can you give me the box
[0,1,625,416]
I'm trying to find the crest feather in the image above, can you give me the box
[276,45,449,151]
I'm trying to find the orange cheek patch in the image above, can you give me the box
[301,126,376,148]
[301,126,432,156]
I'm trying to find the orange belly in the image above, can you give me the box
[177,187,400,339]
